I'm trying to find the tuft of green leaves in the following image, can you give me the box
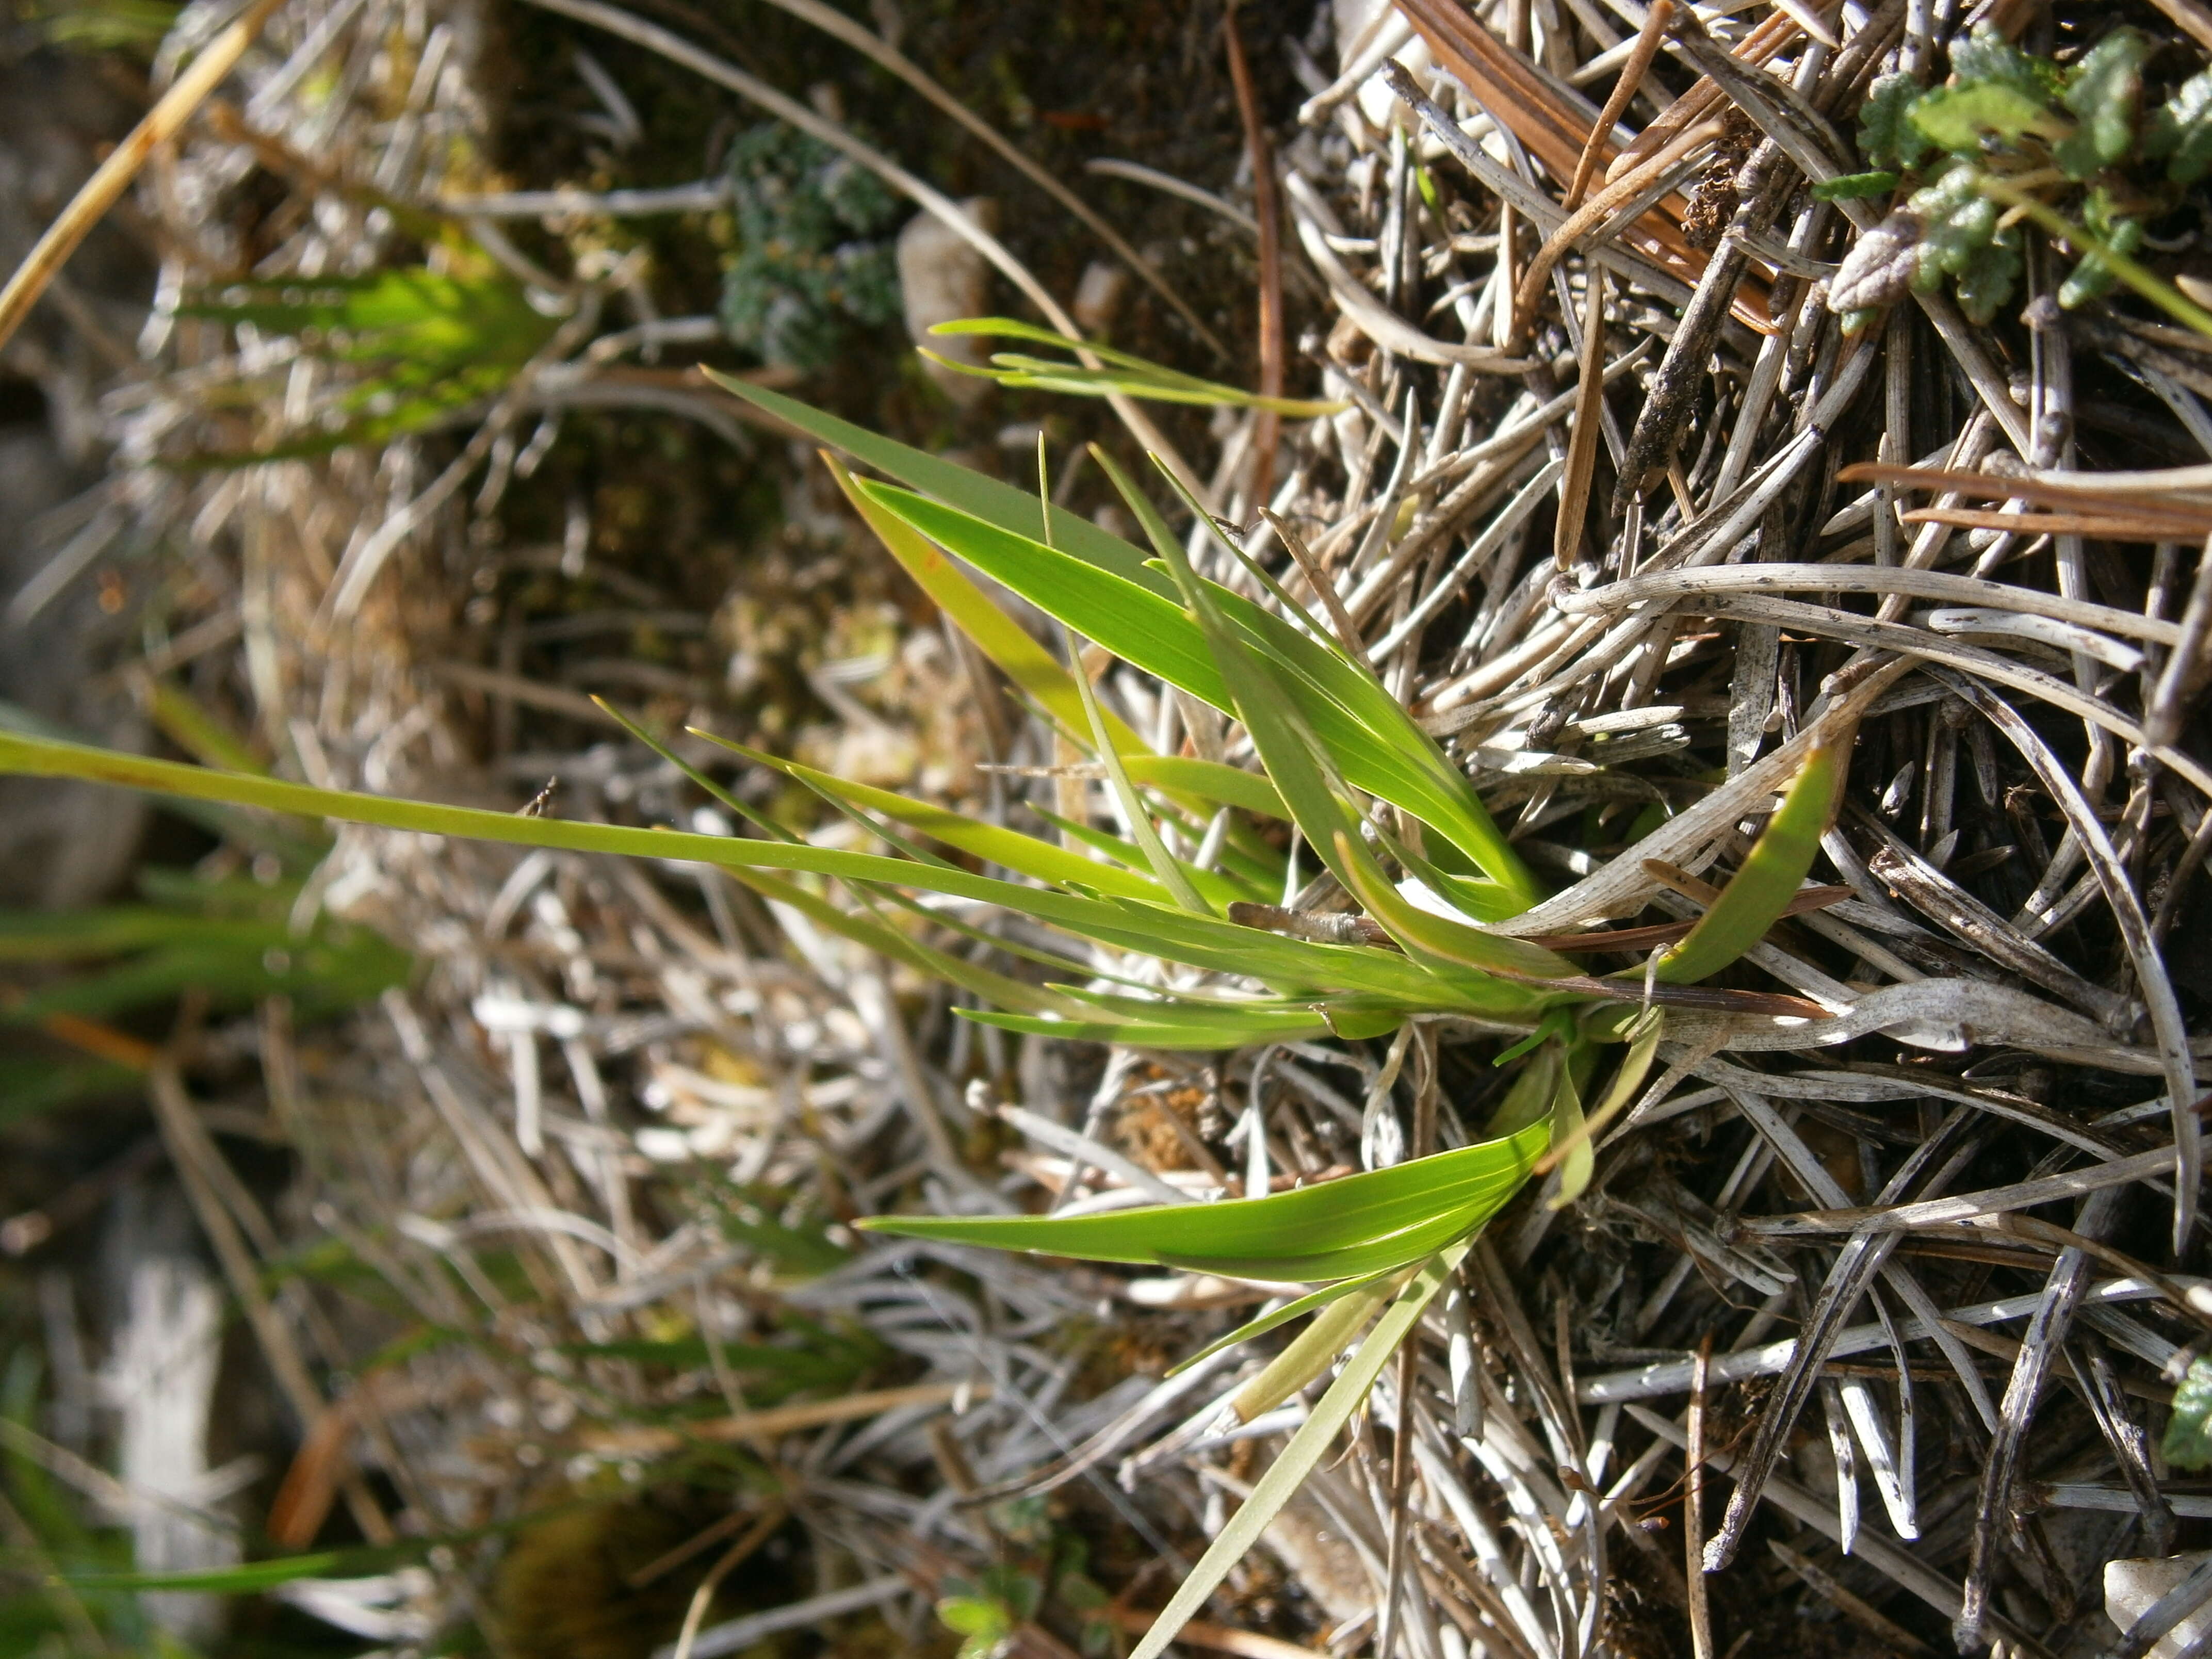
[1832,25,2212,336]
[0,376,1884,1659]
[0,866,413,1030]
[1860,73,1934,172]
[1909,162,2024,324]
[175,267,561,461]
[719,123,905,369]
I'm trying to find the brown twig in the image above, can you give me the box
[1223,5,1284,507]
[0,0,288,353]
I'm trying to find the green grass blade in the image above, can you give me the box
[1122,755,1286,819]
[0,1057,142,1127]
[1157,1198,1500,1281]
[0,728,1484,1007]
[1225,1273,1403,1418]
[1649,735,1850,985]
[691,729,1165,900]
[596,700,1095,1019]
[863,469,1542,916]
[0,906,270,961]
[1126,1242,1473,1659]
[960,989,1416,1048]
[826,452,1148,755]
[1069,631,1208,911]
[1169,1265,1408,1379]
[1095,453,1373,907]
[1142,454,1540,913]
[60,1554,353,1593]
[1048,443,1208,916]
[865,479,1225,699]
[959,1003,1336,1049]
[931,317,1255,387]
[594,697,800,843]
[1337,831,1582,984]
[738,865,1078,1018]
[706,370,1169,591]
[1011,805,1262,906]
[1541,1011,1661,1203]
[925,317,1346,417]
[146,679,265,774]
[855,1118,1548,1271]
[1542,1055,1590,1212]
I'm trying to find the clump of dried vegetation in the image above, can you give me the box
[6,0,2212,1656]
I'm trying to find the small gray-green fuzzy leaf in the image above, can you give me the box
[2062,199,2145,307]
[1947,23,2060,100]
[1859,74,1931,171]
[1814,170,1899,201]
[1953,231,2023,324]
[1830,211,1925,312]
[2164,1354,2212,1470]
[1911,165,2000,281]
[1910,81,2065,151]
[2058,28,2150,176]
[2145,69,2212,183]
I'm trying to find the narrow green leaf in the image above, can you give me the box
[863,471,1541,914]
[825,451,1147,755]
[1158,1196,1507,1281]
[1096,451,1373,906]
[1225,1273,1403,1418]
[1542,1009,1662,1204]
[600,698,1084,1016]
[1344,832,1582,982]
[737,864,1078,1018]
[596,696,798,844]
[706,369,1170,591]
[0,728,1460,1004]
[1122,755,1286,820]
[926,317,1347,417]
[1044,433,1208,915]
[146,680,265,775]
[1649,736,1850,985]
[61,1554,352,1593]
[1126,1242,1473,1659]
[856,1119,1548,1272]
[1543,1060,1589,1211]
[1169,1264,1409,1379]
[691,729,1162,900]
[1067,615,1208,912]
[1020,804,1259,907]
[958,1005,1336,1049]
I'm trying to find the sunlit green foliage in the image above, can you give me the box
[1827,25,2212,332]
[719,123,905,369]
[0,375,1868,1659]
[921,317,1348,416]
[176,267,562,460]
